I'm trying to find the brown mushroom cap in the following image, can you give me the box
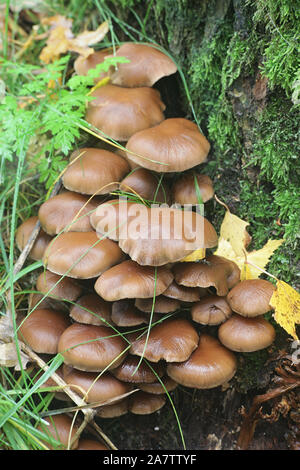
[130,317,199,363]
[173,255,241,296]
[108,42,177,87]
[119,168,169,203]
[37,414,79,450]
[57,323,128,371]
[167,333,237,389]
[18,308,70,354]
[191,295,232,325]
[94,260,174,301]
[111,355,165,384]
[43,231,124,279]
[163,280,201,302]
[90,198,137,241]
[128,391,166,415]
[16,216,52,261]
[73,49,109,78]
[226,279,276,317]
[85,84,166,141]
[62,365,131,404]
[125,118,210,173]
[96,398,129,418]
[135,295,180,314]
[115,205,218,266]
[138,375,178,395]
[172,173,214,204]
[111,299,148,327]
[69,293,112,326]
[36,270,83,302]
[62,148,130,196]
[218,314,276,352]
[38,191,99,235]
[76,438,109,450]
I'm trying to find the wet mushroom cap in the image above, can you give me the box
[85,84,166,141]
[218,314,276,352]
[130,317,199,363]
[16,216,52,261]
[18,308,70,354]
[43,231,124,279]
[108,42,177,87]
[226,279,276,317]
[119,168,169,203]
[115,205,218,266]
[191,295,232,325]
[36,270,83,302]
[62,365,131,404]
[69,293,112,326]
[173,255,240,296]
[58,323,128,371]
[62,148,130,196]
[137,375,178,395]
[135,295,180,314]
[163,280,201,302]
[38,191,99,235]
[128,391,166,415]
[111,355,165,383]
[37,414,79,450]
[125,118,210,173]
[94,260,174,301]
[111,299,148,327]
[167,333,237,389]
[73,49,109,78]
[172,173,214,204]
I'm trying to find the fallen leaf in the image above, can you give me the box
[0,341,30,370]
[214,206,284,280]
[180,248,206,262]
[39,16,109,63]
[270,280,300,340]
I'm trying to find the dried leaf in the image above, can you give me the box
[39,16,109,64]
[0,341,30,370]
[270,280,300,340]
[218,210,252,256]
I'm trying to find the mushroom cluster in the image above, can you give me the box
[16,42,277,434]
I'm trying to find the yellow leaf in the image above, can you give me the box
[270,280,300,340]
[214,207,285,280]
[218,210,252,256]
[180,248,206,262]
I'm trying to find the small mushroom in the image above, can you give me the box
[135,295,180,314]
[62,148,130,196]
[172,173,214,205]
[96,398,129,418]
[16,216,52,261]
[125,118,210,173]
[76,439,109,450]
[38,191,99,235]
[111,355,165,384]
[43,231,124,279]
[18,308,70,354]
[57,323,128,372]
[94,260,174,301]
[85,84,166,141]
[119,168,170,204]
[130,317,199,363]
[191,295,232,325]
[37,414,79,450]
[173,255,241,296]
[226,279,276,317]
[73,49,109,79]
[128,391,166,415]
[218,314,276,352]
[69,293,112,326]
[36,270,83,302]
[167,333,237,389]
[107,42,177,87]
[111,299,148,327]
[163,280,201,303]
